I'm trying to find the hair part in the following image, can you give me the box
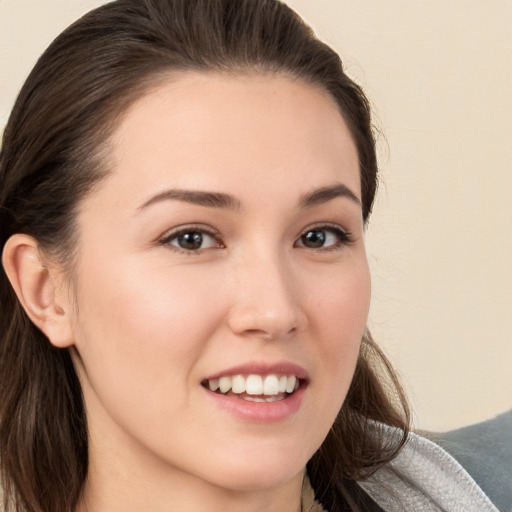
[0,1,407,511]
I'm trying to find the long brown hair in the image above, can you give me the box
[0,1,409,510]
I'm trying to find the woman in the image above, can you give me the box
[0,1,499,511]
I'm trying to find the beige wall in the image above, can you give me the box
[1,0,511,431]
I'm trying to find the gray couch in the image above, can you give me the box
[426,410,512,511]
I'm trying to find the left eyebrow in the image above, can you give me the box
[299,184,361,208]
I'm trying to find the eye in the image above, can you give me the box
[296,225,352,250]
[161,227,222,252]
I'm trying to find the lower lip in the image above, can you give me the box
[202,385,306,423]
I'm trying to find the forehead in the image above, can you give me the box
[104,72,360,207]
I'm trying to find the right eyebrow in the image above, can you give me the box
[137,189,241,212]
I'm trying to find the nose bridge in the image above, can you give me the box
[227,245,306,339]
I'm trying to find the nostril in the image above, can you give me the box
[227,305,307,340]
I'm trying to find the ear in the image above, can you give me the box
[2,234,75,348]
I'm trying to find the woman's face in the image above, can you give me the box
[67,73,371,493]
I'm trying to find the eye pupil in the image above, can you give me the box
[302,230,325,248]
[178,232,203,250]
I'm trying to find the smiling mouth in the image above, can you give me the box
[202,374,301,403]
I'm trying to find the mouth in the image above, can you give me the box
[201,374,302,403]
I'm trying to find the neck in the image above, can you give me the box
[78,464,304,512]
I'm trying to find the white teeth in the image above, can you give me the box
[264,395,282,402]
[246,375,263,395]
[207,374,300,396]
[219,376,232,393]
[263,375,279,395]
[244,395,285,402]
[231,375,245,394]
[243,395,266,402]
[285,375,297,394]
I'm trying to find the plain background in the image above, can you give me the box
[1,0,511,431]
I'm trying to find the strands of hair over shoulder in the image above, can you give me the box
[0,1,409,511]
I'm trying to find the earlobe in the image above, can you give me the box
[2,234,75,348]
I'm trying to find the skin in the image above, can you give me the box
[4,73,371,512]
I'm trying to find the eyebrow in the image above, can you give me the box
[299,184,361,208]
[138,189,241,211]
[137,183,360,212]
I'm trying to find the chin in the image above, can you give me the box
[194,443,311,492]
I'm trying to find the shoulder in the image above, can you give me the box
[426,410,512,512]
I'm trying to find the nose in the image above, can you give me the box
[227,251,308,341]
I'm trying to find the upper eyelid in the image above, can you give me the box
[296,223,354,247]
[299,222,351,235]
[157,221,353,246]
[158,226,223,254]
[159,224,219,240]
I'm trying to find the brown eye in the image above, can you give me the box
[296,226,352,250]
[300,229,327,248]
[175,231,205,250]
[162,228,220,251]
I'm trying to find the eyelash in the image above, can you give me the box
[159,225,222,254]
[159,223,354,254]
[296,223,354,251]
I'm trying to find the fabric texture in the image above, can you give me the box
[357,425,500,512]
[302,475,327,512]
[302,424,502,512]
[426,410,512,512]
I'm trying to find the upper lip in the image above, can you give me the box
[204,361,309,381]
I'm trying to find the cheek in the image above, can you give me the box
[75,255,222,344]
[70,257,225,410]
[286,256,370,460]
[310,257,371,343]
[308,257,371,394]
